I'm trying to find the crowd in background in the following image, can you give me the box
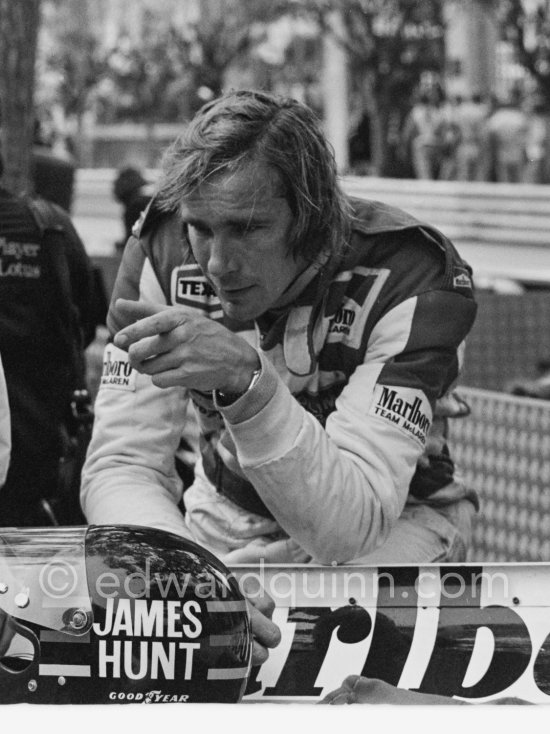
[348,86,550,184]
[400,87,550,184]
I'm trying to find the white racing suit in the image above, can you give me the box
[81,197,478,565]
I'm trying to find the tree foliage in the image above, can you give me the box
[40,0,290,126]
[291,0,446,174]
[497,0,550,102]
[306,0,444,90]
[42,0,106,121]
[0,0,41,194]
[95,5,261,124]
[35,0,450,175]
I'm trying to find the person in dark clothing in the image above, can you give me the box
[30,120,76,213]
[31,145,76,213]
[0,354,9,487]
[0,152,98,525]
[112,167,152,249]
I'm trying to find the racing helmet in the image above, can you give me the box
[0,525,252,703]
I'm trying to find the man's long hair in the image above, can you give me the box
[156,89,351,262]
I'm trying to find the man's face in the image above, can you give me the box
[180,161,307,322]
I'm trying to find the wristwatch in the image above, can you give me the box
[215,366,262,405]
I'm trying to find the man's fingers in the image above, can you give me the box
[247,600,281,666]
[251,642,269,667]
[114,299,187,349]
[247,600,281,647]
[247,591,281,668]
[240,574,275,615]
[242,579,277,666]
[238,575,281,667]
[126,333,180,367]
[115,298,167,321]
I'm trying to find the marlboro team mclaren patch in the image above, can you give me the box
[369,384,432,447]
[100,344,137,391]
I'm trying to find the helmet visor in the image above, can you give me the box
[0,527,92,635]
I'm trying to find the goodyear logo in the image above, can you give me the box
[369,384,432,447]
[100,344,136,391]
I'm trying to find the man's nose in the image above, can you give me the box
[207,233,239,277]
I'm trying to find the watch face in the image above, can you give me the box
[248,368,262,391]
[217,367,262,405]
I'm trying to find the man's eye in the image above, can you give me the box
[234,223,261,235]
[189,223,211,236]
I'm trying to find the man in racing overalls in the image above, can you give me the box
[81,90,478,566]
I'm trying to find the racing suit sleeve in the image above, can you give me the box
[80,233,192,539]
[0,354,10,487]
[216,288,475,565]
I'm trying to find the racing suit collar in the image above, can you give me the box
[256,250,340,377]
[258,194,452,377]
[246,196,458,377]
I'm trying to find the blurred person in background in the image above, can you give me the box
[523,94,550,184]
[454,93,490,181]
[112,166,153,251]
[31,119,76,213]
[487,89,529,183]
[437,93,462,181]
[401,89,446,180]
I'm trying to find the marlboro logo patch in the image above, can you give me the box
[100,344,136,391]
[369,384,432,447]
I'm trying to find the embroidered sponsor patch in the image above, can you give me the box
[171,264,222,318]
[0,237,41,278]
[100,344,136,391]
[453,267,472,289]
[328,306,356,335]
[369,384,432,447]
[327,267,390,349]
